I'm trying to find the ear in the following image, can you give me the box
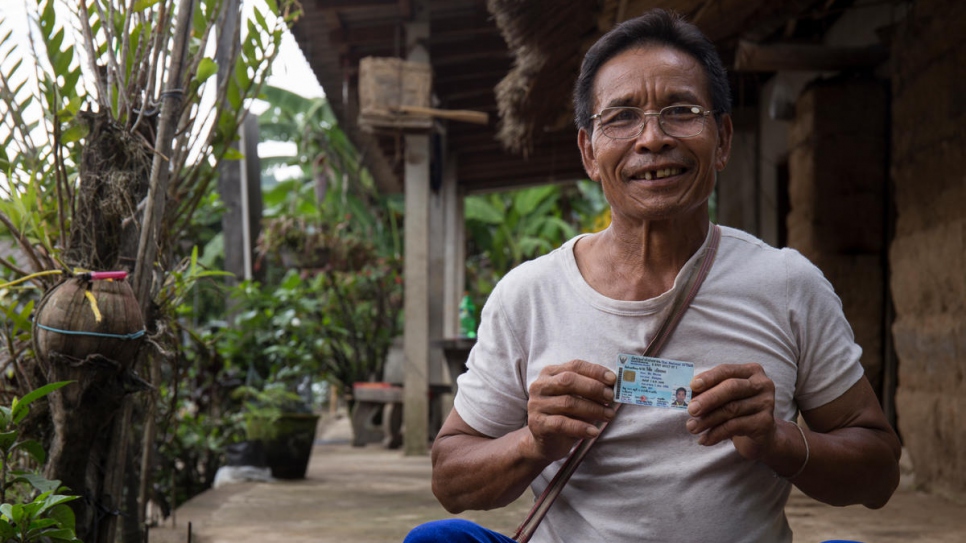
[714,114,733,172]
[578,127,600,182]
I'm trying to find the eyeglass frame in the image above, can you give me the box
[589,104,716,140]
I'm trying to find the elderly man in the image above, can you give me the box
[406,8,900,543]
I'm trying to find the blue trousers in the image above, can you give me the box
[404,519,516,543]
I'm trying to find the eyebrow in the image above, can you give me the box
[601,90,704,110]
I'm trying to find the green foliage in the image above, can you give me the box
[217,272,328,396]
[312,257,404,393]
[256,86,402,261]
[0,0,306,525]
[217,249,403,402]
[0,381,79,543]
[153,335,245,510]
[465,181,609,300]
[0,0,300,276]
[231,384,306,440]
[243,84,404,400]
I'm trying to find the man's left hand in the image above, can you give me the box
[685,363,778,460]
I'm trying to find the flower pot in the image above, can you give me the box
[246,413,320,479]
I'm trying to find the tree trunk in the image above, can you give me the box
[42,353,143,542]
[41,101,152,543]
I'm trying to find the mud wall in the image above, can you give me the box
[889,0,966,500]
[787,77,888,395]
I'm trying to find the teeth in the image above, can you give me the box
[637,167,682,181]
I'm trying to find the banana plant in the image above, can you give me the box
[464,181,608,301]
[257,85,402,260]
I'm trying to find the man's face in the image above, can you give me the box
[676,389,687,402]
[578,45,732,225]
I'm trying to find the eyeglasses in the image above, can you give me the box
[590,105,714,139]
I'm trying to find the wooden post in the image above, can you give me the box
[440,153,463,420]
[403,1,431,455]
[427,136,446,434]
[403,133,430,455]
[219,114,262,283]
[442,153,464,340]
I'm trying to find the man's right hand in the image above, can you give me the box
[524,359,617,462]
[431,359,617,513]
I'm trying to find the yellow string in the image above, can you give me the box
[84,290,103,323]
[0,269,64,289]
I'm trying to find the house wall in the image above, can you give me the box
[889,0,966,500]
[716,106,757,233]
[787,78,889,396]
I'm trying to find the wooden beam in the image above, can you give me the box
[734,40,889,72]
[388,105,489,125]
[329,23,399,47]
[315,0,399,9]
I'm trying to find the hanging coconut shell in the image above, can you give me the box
[33,276,145,367]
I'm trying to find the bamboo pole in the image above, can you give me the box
[133,0,195,307]
[388,105,489,125]
[132,0,197,535]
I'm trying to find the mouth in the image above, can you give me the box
[628,166,685,181]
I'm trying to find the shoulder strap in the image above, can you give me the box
[513,225,722,543]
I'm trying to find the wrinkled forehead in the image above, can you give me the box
[592,44,712,110]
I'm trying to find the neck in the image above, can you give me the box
[576,213,710,301]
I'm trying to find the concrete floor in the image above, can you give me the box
[149,415,966,543]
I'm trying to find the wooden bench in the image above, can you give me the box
[351,383,404,448]
[350,382,451,448]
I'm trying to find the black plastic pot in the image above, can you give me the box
[246,413,320,479]
[225,440,267,467]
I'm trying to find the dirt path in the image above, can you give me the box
[148,416,966,543]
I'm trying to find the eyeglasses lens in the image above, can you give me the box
[598,107,706,139]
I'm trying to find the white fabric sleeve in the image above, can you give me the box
[453,278,530,438]
[782,248,866,411]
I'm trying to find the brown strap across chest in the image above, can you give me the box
[513,224,722,543]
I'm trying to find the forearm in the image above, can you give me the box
[431,427,551,513]
[763,420,901,508]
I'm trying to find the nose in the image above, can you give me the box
[634,114,674,152]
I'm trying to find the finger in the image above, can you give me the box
[688,372,773,417]
[550,359,617,386]
[529,410,605,441]
[533,392,617,422]
[685,393,769,436]
[535,366,616,404]
[691,362,764,394]
[694,410,774,447]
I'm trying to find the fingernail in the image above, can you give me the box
[586,426,600,437]
[687,401,700,416]
[686,419,697,432]
[603,388,614,401]
[604,371,617,385]
[604,407,616,419]
[691,378,705,391]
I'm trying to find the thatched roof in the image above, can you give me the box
[290,0,874,193]
[487,0,864,153]
[488,0,599,155]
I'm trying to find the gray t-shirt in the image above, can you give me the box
[454,225,865,543]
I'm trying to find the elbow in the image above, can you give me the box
[862,475,898,510]
[432,477,468,514]
[863,439,902,510]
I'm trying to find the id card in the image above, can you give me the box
[614,354,694,409]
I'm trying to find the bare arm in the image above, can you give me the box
[686,364,901,509]
[431,360,617,513]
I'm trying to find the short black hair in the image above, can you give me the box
[676,387,687,394]
[573,8,732,132]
